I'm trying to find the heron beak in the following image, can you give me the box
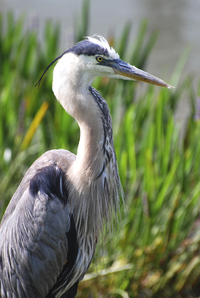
[110,59,174,89]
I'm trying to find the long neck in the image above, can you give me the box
[70,86,114,189]
[66,85,121,234]
[52,53,115,186]
[71,86,121,234]
[52,54,121,234]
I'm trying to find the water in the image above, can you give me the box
[0,0,200,120]
[1,0,199,71]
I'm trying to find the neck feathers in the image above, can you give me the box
[53,52,121,235]
[67,86,121,236]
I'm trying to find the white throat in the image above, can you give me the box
[52,50,121,238]
[52,52,106,184]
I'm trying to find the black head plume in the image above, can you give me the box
[35,53,64,89]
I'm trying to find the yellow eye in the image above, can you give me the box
[96,56,104,63]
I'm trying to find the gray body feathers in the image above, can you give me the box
[0,88,120,297]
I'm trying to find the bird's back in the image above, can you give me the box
[0,149,94,298]
[0,149,75,226]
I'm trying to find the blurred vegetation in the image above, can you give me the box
[0,2,200,297]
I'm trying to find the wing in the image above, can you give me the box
[0,165,78,298]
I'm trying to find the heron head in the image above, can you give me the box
[35,35,174,89]
[72,35,173,88]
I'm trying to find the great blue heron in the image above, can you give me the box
[0,35,173,298]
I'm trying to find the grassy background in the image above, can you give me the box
[1,2,200,297]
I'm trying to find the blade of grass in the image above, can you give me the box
[20,101,49,151]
